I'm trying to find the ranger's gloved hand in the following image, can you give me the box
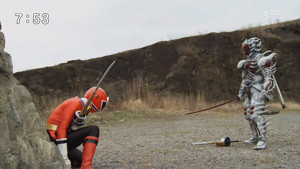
[57,143,71,167]
[72,110,86,126]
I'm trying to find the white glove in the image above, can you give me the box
[57,143,71,167]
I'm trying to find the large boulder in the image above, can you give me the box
[0,31,64,168]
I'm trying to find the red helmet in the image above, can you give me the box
[84,87,108,113]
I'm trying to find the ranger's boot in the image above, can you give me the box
[80,136,99,169]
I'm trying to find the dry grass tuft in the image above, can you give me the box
[36,76,299,123]
[268,101,300,112]
[118,76,210,114]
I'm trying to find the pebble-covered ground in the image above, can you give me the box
[90,111,300,169]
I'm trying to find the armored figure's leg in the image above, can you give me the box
[253,115,268,150]
[250,88,269,150]
[243,95,259,144]
[244,120,259,144]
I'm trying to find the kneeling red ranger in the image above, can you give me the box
[46,61,115,169]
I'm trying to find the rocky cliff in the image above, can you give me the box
[0,30,64,168]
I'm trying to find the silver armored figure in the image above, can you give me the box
[237,37,276,150]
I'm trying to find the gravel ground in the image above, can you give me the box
[90,111,300,169]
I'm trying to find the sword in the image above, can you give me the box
[272,75,286,109]
[192,137,242,146]
[79,60,116,117]
[184,97,238,115]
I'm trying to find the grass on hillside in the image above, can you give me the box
[36,76,300,124]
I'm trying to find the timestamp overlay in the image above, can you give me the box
[15,13,50,25]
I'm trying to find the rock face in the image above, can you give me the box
[0,31,64,168]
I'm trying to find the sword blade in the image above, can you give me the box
[184,97,238,115]
[80,60,116,116]
[192,141,217,145]
[272,75,286,109]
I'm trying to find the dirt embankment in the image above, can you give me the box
[15,19,300,109]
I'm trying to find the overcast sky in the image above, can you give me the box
[1,0,299,72]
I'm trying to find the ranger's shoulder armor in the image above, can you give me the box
[237,59,247,69]
[257,51,277,68]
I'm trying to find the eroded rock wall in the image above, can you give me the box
[0,30,64,168]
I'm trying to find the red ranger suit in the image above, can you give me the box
[46,87,108,169]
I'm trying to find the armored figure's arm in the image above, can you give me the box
[237,60,247,100]
[258,52,277,100]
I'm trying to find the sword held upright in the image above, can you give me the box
[79,60,116,117]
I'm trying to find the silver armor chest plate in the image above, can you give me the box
[242,55,264,89]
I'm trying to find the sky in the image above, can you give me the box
[0,0,299,72]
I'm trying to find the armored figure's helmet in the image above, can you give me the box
[242,37,262,55]
[84,87,109,113]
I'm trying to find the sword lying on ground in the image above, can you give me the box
[192,137,242,146]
